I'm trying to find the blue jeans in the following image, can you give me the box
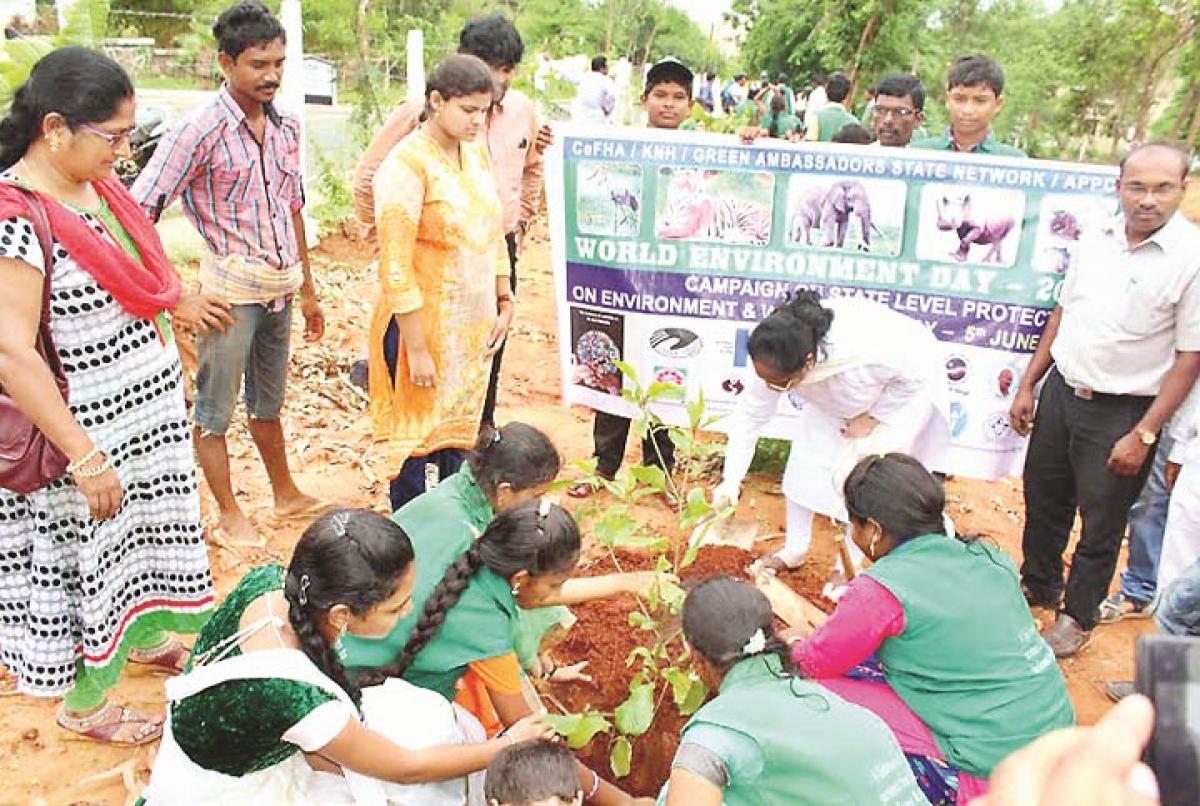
[1120,433,1175,603]
[194,300,292,435]
[1156,555,1200,636]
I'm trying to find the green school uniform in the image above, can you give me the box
[341,465,567,693]
[908,130,1027,157]
[815,105,860,142]
[677,655,929,806]
[863,535,1075,777]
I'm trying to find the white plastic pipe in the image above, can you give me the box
[406,28,424,105]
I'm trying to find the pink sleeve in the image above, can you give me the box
[791,576,905,679]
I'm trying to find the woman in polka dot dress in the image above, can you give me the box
[0,49,228,745]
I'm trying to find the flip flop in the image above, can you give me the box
[271,499,334,523]
[57,702,164,746]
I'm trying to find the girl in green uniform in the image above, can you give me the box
[789,454,1075,804]
[663,576,928,805]
[142,509,550,804]
[353,499,654,806]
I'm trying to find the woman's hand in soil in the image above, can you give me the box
[711,480,740,511]
[486,300,515,358]
[841,412,879,439]
[504,712,555,744]
[407,347,437,388]
[547,660,592,683]
[172,292,234,333]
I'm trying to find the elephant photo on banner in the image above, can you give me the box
[785,174,908,256]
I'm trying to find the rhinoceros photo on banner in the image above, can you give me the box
[784,174,908,256]
[918,184,1026,268]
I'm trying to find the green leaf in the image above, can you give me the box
[629,464,668,492]
[687,388,706,429]
[680,487,714,530]
[679,676,709,716]
[658,578,687,614]
[593,510,639,548]
[681,540,701,570]
[613,359,639,387]
[614,681,656,736]
[544,711,612,750]
[628,610,657,631]
[647,381,685,402]
[626,646,656,668]
[611,735,633,778]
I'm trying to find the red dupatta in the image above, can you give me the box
[0,177,180,320]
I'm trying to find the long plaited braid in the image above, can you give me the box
[361,543,486,686]
[284,578,363,706]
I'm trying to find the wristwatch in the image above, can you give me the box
[1136,428,1158,447]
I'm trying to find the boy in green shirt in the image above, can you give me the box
[910,54,1026,157]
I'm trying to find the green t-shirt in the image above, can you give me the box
[863,535,1075,776]
[908,130,1027,157]
[679,655,929,805]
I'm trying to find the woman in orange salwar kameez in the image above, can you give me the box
[370,55,514,510]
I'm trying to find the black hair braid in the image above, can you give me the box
[0,82,37,170]
[385,543,485,679]
[283,578,362,707]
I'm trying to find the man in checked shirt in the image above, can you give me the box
[352,12,550,429]
[134,1,327,545]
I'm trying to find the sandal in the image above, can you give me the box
[129,637,191,674]
[57,702,164,746]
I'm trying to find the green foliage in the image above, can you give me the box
[309,145,355,238]
[553,368,732,778]
[0,35,52,109]
[728,0,1200,160]
[544,711,612,749]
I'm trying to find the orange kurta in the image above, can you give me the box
[370,129,508,472]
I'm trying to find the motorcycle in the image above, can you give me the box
[115,106,171,188]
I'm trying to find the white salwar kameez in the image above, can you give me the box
[143,647,485,806]
[720,297,951,565]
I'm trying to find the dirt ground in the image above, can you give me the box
[5,182,1197,804]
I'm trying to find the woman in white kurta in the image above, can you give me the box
[714,292,950,573]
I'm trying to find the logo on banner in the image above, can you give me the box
[650,328,703,358]
[654,366,687,385]
[722,377,746,395]
[946,355,969,385]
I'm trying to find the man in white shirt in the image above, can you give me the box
[560,54,617,125]
[1010,142,1200,657]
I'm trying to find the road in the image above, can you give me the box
[135,87,357,175]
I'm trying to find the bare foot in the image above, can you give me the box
[273,492,331,521]
[217,508,261,547]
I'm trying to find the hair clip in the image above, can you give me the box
[741,628,767,657]
[298,574,312,607]
[331,511,350,538]
[491,429,503,446]
[538,497,554,518]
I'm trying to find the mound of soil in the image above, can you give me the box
[545,543,829,795]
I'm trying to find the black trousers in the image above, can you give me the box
[592,410,675,479]
[1020,369,1156,629]
[481,232,519,428]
